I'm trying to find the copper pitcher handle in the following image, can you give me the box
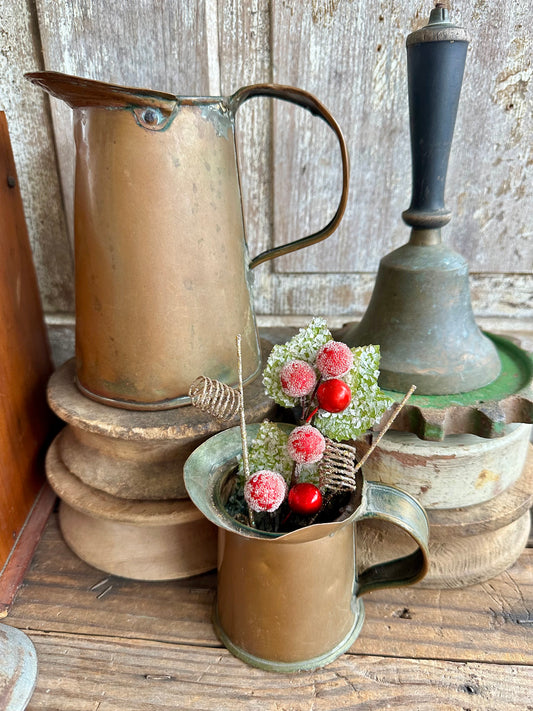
[355,481,430,596]
[229,84,349,270]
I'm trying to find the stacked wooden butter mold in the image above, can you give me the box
[342,6,533,589]
[45,348,277,581]
[356,422,532,588]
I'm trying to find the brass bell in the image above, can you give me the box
[344,4,501,395]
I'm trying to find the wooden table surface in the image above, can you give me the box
[4,510,532,710]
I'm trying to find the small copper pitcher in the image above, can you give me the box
[184,424,430,672]
[26,72,349,410]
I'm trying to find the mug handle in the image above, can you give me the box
[228,84,350,269]
[355,481,430,596]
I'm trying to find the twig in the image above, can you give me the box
[236,335,250,480]
[236,335,255,527]
[354,385,416,473]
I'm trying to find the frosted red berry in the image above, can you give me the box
[288,482,323,515]
[279,359,317,397]
[315,341,354,378]
[287,425,326,464]
[317,378,352,413]
[244,470,287,513]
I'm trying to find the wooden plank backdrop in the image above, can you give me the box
[0,0,531,362]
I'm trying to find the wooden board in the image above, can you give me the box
[17,634,533,711]
[0,484,56,617]
[0,1,529,361]
[4,512,533,709]
[6,515,533,666]
[0,1,74,316]
[30,0,533,275]
[269,0,533,275]
[0,112,55,575]
[357,448,533,589]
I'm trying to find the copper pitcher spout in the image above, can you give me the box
[25,70,178,110]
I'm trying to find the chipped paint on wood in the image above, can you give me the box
[475,468,500,489]
[356,424,531,509]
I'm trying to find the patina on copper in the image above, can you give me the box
[0,624,38,710]
[344,5,501,395]
[184,424,429,672]
[26,71,349,410]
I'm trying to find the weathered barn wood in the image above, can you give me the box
[0,0,531,360]
[270,0,533,274]
[4,515,533,708]
[0,0,74,315]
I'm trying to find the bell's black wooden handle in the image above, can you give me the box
[402,7,469,230]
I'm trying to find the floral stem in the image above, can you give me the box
[308,492,330,525]
[305,407,319,423]
[290,462,299,488]
[300,380,321,423]
[281,510,292,528]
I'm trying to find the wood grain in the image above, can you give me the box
[359,509,531,590]
[0,0,74,314]
[0,484,56,616]
[10,632,531,710]
[218,0,273,262]
[356,552,533,666]
[7,515,533,666]
[254,273,533,323]
[5,510,533,709]
[270,0,533,275]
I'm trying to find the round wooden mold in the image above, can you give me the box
[356,423,531,509]
[47,348,278,501]
[46,436,217,580]
[356,445,533,589]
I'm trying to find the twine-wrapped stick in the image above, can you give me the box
[188,336,254,524]
[319,439,357,492]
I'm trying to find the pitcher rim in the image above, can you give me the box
[183,423,365,543]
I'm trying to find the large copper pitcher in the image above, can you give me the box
[26,72,349,410]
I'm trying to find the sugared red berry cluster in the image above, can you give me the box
[282,340,353,414]
[279,341,353,400]
[244,470,287,513]
[244,340,355,517]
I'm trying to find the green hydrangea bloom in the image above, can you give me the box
[261,318,393,444]
[262,317,331,407]
[242,421,293,481]
[240,421,320,485]
[314,344,394,441]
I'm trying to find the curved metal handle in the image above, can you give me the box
[355,481,430,596]
[229,84,350,269]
